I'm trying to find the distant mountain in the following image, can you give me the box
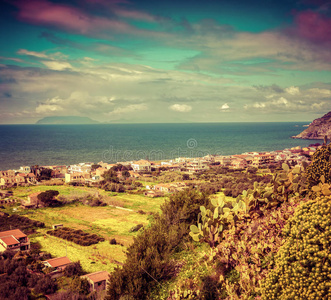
[292,111,331,140]
[36,116,99,124]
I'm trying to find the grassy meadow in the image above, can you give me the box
[10,185,168,273]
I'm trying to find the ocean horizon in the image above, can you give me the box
[0,122,319,170]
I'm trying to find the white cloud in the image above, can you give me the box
[42,61,73,70]
[107,104,148,115]
[36,104,63,113]
[17,49,48,59]
[285,86,300,95]
[272,97,289,107]
[169,104,192,112]
[220,103,230,110]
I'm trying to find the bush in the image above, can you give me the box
[129,224,143,232]
[306,144,331,187]
[47,227,104,246]
[107,189,211,300]
[110,238,117,245]
[262,196,331,299]
[64,261,84,277]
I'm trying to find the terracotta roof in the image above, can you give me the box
[44,256,71,268]
[83,271,110,283]
[133,160,151,165]
[0,236,19,246]
[0,229,27,239]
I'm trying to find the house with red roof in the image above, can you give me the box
[81,271,110,292]
[0,229,30,252]
[43,256,72,272]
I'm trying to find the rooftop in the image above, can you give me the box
[0,235,19,246]
[44,256,71,268]
[0,229,27,239]
[83,271,110,283]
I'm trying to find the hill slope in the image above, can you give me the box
[292,111,331,140]
[36,116,99,124]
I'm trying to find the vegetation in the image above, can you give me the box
[306,143,331,188]
[0,213,45,232]
[37,190,60,207]
[47,227,105,246]
[262,196,331,299]
[3,146,331,299]
[106,189,211,299]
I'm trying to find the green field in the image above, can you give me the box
[11,185,169,274]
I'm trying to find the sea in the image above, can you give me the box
[0,122,319,170]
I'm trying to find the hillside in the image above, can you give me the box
[292,111,331,140]
[36,116,99,124]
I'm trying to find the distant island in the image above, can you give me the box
[292,111,331,140]
[36,116,99,125]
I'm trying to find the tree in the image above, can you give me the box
[182,174,190,180]
[37,190,60,207]
[102,169,119,183]
[37,168,53,181]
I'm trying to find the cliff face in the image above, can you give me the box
[292,111,331,140]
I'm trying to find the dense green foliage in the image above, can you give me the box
[262,196,331,299]
[0,213,45,232]
[106,189,211,299]
[47,227,105,246]
[306,144,331,188]
[37,190,60,207]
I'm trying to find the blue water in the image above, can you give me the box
[0,123,318,170]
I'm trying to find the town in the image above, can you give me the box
[0,144,318,299]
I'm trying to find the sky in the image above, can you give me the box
[0,0,331,124]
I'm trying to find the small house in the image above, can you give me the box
[81,271,110,292]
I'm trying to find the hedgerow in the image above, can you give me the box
[46,227,104,246]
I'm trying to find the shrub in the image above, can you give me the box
[64,261,84,277]
[107,189,211,300]
[306,144,331,188]
[129,224,143,232]
[110,238,117,245]
[262,196,331,299]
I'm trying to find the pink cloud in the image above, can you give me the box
[114,8,156,22]
[293,11,331,44]
[14,0,134,35]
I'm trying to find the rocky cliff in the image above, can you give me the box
[292,111,331,140]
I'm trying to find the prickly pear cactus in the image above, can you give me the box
[189,195,245,247]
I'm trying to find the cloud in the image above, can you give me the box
[219,103,230,111]
[14,0,134,35]
[292,11,331,44]
[169,104,192,112]
[42,61,72,70]
[285,86,300,95]
[35,97,64,113]
[244,86,331,113]
[107,103,148,116]
[17,49,48,59]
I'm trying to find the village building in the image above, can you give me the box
[65,172,90,184]
[81,271,110,292]
[252,153,276,167]
[67,163,93,174]
[186,160,209,173]
[21,191,42,209]
[43,256,72,272]
[19,166,31,173]
[131,160,152,173]
[0,170,15,178]
[0,229,30,252]
[214,156,232,166]
[231,158,248,169]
